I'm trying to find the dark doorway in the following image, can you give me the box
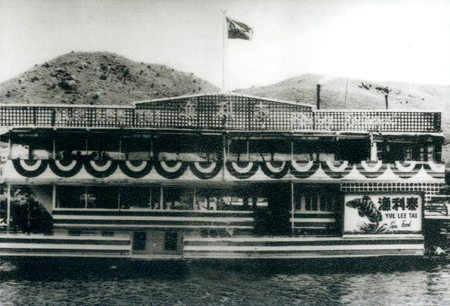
[254,183,291,236]
[132,232,147,252]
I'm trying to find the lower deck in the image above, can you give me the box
[0,233,424,260]
[0,181,431,260]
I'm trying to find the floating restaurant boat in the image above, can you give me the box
[0,92,447,262]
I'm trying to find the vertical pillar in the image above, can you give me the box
[291,181,295,236]
[370,134,378,162]
[192,188,196,211]
[118,187,121,210]
[149,187,152,209]
[84,186,88,209]
[119,140,122,159]
[222,134,227,181]
[159,186,164,210]
[52,184,56,209]
[52,138,56,159]
[301,194,306,211]
[150,138,153,160]
[246,138,250,161]
[290,138,294,162]
[6,184,11,234]
[8,138,12,159]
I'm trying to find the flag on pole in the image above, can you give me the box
[226,16,253,40]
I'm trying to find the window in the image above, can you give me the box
[379,138,441,162]
[164,232,178,251]
[229,138,291,162]
[132,232,147,251]
[57,186,119,209]
[154,135,221,162]
[101,231,114,237]
[294,185,341,212]
[337,139,369,163]
[120,187,160,209]
[292,139,337,161]
[68,230,82,236]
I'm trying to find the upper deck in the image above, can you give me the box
[0,93,441,134]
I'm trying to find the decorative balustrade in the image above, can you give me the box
[0,94,441,133]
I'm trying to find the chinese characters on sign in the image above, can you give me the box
[178,101,197,126]
[344,194,422,235]
[253,102,271,129]
[55,108,130,124]
[50,101,428,132]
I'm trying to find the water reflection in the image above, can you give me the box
[1,259,450,305]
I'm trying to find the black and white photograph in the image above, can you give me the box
[0,0,449,305]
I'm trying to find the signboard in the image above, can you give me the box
[344,193,422,235]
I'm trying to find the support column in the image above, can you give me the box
[52,138,56,159]
[222,134,227,181]
[291,181,295,236]
[6,184,11,234]
[370,134,378,161]
[159,186,164,210]
[8,138,12,159]
[52,184,56,209]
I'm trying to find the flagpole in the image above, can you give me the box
[221,10,227,92]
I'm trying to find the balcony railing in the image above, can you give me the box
[0,104,441,133]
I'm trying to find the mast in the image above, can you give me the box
[221,10,228,92]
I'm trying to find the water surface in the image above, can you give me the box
[0,259,449,305]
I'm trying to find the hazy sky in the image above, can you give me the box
[1,0,449,90]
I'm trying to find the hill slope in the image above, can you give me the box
[0,51,219,105]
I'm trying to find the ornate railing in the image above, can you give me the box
[0,96,441,133]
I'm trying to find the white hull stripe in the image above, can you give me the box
[183,244,424,252]
[0,243,129,250]
[55,224,253,229]
[185,236,423,242]
[53,216,253,222]
[290,218,336,223]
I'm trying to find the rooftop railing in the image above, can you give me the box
[0,104,441,133]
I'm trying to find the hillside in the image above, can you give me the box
[0,51,219,105]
